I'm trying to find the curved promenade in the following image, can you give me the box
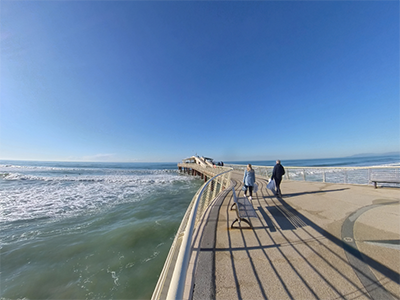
[188,170,399,300]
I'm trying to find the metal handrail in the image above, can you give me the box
[151,167,233,300]
[227,164,400,185]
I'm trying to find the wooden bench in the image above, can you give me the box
[371,180,400,188]
[230,188,258,228]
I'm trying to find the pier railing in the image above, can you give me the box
[226,164,400,186]
[151,165,233,300]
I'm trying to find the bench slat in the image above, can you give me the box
[370,180,400,188]
[371,180,400,183]
[231,188,258,228]
[237,198,258,218]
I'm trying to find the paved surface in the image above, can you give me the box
[191,171,400,300]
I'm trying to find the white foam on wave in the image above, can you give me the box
[0,164,181,174]
[0,164,86,172]
[0,171,197,224]
[380,162,400,167]
[1,172,187,184]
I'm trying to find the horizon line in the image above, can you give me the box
[0,152,399,164]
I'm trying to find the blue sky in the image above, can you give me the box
[1,1,399,162]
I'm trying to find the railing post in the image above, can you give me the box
[303,169,306,181]
[212,179,218,199]
[323,170,326,183]
[205,180,212,206]
[218,175,223,193]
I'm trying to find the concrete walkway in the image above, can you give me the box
[191,171,400,300]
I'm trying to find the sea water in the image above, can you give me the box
[1,155,399,299]
[227,153,400,168]
[0,161,203,300]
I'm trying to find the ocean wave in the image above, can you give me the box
[0,164,179,176]
[379,162,400,167]
[0,164,81,171]
[0,172,199,224]
[1,171,188,184]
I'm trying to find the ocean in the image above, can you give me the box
[0,161,203,300]
[1,154,399,300]
[225,153,400,168]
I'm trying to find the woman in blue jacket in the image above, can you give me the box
[243,164,256,200]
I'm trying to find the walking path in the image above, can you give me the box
[191,171,400,300]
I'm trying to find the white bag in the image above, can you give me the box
[253,183,258,193]
[267,179,276,192]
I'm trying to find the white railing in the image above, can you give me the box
[226,164,400,186]
[151,167,233,300]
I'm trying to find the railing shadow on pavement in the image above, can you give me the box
[281,188,350,198]
[212,179,400,300]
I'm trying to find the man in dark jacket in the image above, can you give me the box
[271,160,285,197]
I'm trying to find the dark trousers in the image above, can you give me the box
[244,185,253,197]
[275,178,282,196]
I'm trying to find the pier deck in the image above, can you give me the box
[191,171,400,300]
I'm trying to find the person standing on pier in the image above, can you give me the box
[243,164,256,200]
[271,160,285,197]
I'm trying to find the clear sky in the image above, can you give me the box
[1,1,399,162]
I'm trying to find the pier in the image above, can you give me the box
[152,158,400,300]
